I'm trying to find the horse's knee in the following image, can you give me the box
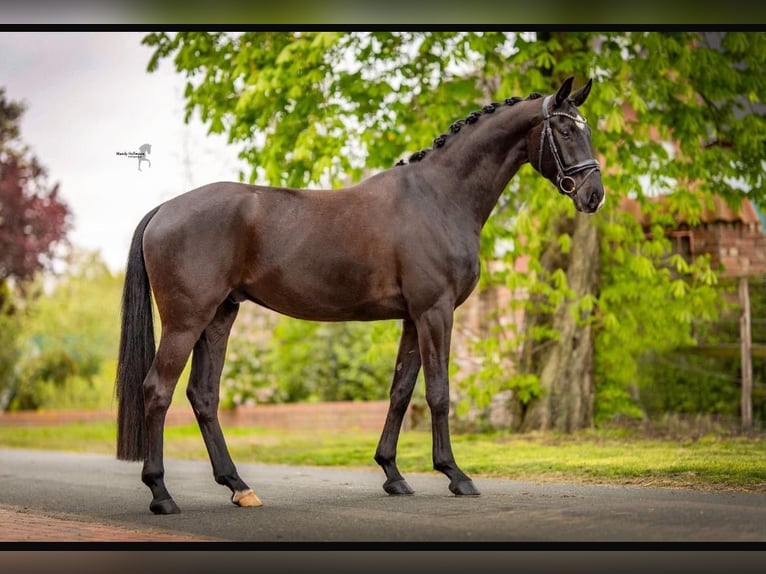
[186,386,218,422]
[425,389,450,418]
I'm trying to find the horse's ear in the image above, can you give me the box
[570,78,593,107]
[555,76,575,107]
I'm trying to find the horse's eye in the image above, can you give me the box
[560,129,571,138]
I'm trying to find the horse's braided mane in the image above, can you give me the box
[394,92,543,167]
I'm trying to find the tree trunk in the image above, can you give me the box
[739,276,753,432]
[521,211,600,432]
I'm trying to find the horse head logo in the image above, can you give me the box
[138,143,152,171]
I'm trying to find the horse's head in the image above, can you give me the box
[527,77,605,213]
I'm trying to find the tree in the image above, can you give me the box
[9,250,123,411]
[0,88,71,409]
[143,31,766,429]
[0,89,70,296]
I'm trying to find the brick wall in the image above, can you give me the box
[692,221,766,277]
[0,400,405,433]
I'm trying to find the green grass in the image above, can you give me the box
[1,421,764,492]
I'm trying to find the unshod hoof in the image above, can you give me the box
[449,479,481,496]
[383,478,415,495]
[150,498,181,515]
[232,489,263,507]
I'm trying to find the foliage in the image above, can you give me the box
[0,155,69,289]
[0,296,22,410]
[8,251,123,411]
[142,31,499,188]
[0,88,71,292]
[638,351,741,417]
[638,275,766,422]
[585,31,766,421]
[593,210,722,422]
[144,32,766,424]
[0,88,71,409]
[221,305,401,406]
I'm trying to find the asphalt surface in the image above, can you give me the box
[0,448,764,543]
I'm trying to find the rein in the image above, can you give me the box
[535,94,601,196]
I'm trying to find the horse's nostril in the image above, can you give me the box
[589,191,600,210]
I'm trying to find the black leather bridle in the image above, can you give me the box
[533,94,601,197]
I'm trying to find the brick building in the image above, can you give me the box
[620,195,766,278]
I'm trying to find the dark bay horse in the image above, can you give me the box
[116,76,604,514]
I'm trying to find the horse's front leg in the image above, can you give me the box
[414,302,480,496]
[375,318,421,495]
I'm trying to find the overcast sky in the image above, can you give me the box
[0,31,246,272]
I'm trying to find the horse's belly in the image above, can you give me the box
[238,272,408,322]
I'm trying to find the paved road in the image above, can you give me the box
[0,448,764,543]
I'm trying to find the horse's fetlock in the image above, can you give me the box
[374,452,391,466]
[141,470,164,487]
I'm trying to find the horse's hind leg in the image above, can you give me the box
[187,300,262,508]
[141,328,201,515]
[375,319,421,495]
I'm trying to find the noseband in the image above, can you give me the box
[534,95,601,196]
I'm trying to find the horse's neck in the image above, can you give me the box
[421,103,538,230]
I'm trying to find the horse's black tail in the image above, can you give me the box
[116,206,160,461]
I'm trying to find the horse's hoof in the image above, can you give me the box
[150,498,181,515]
[383,478,415,495]
[449,479,481,496]
[232,489,263,507]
